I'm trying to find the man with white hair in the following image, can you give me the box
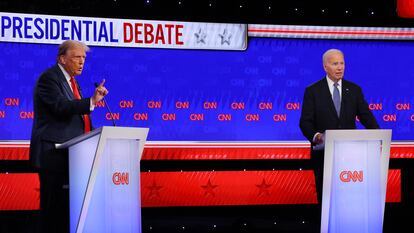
[299,48,379,229]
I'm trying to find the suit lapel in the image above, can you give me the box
[54,65,89,126]
[54,65,75,100]
[340,81,350,120]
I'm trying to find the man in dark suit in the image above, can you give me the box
[30,40,108,233]
[299,48,379,229]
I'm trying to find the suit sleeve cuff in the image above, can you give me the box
[90,99,95,111]
[312,133,320,143]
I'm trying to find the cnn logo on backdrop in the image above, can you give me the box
[112,172,129,185]
[339,170,364,182]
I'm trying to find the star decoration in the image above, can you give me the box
[201,178,218,197]
[219,29,232,45]
[256,178,272,197]
[194,28,207,44]
[147,180,163,199]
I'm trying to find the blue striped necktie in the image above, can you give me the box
[333,82,341,117]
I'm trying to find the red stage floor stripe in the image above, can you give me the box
[141,169,401,207]
[142,147,311,160]
[386,169,401,203]
[0,147,30,160]
[0,173,39,210]
[0,169,401,210]
[141,170,318,207]
[390,147,414,159]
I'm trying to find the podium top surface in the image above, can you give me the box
[324,129,392,141]
[56,126,149,149]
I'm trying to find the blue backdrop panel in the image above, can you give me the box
[0,38,413,140]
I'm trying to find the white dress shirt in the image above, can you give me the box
[326,76,342,100]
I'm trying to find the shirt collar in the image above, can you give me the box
[58,63,72,83]
[326,76,342,87]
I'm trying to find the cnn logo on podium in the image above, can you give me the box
[112,172,129,185]
[339,170,364,182]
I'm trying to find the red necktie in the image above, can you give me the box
[70,77,91,133]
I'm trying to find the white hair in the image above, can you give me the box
[323,49,344,64]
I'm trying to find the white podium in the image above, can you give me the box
[320,129,391,233]
[58,126,149,233]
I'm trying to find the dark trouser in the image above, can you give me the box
[311,149,325,232]
[38,169,69,233]
[312,150,324,204]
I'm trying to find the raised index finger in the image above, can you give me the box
[99,79,106,87]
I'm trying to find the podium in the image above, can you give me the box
[57,126,149,233]
[320,129,391,233]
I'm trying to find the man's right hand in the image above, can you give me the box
[313,132,324,145]
[92,79,109,105]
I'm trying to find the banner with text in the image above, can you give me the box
[0,12,247,50]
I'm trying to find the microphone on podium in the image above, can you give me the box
[94,82,116,127]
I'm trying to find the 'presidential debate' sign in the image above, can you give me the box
[0,12,247,50]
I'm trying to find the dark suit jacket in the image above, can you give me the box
[30,64,92,171]
[300,77,379,145]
